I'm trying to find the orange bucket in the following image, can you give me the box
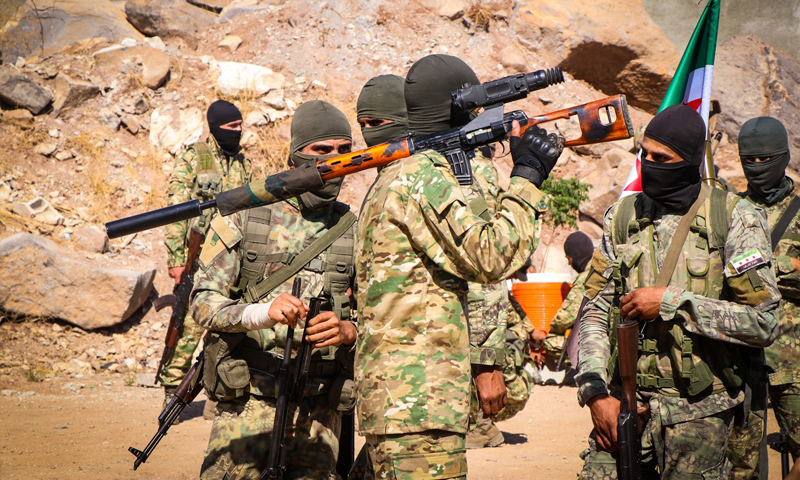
[511,273,573,333]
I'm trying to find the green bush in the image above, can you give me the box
[539,177,590,229]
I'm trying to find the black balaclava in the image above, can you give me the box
[563,232,594,273]
[207,100,243,156]
[357,74,409,147]
[739,116,792,205]
[405,54,480,135]
[641,104,706,211]
[289,100,352,209]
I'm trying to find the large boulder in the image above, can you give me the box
[515,0,680,113]
[0,234,156,330]
[52,73,101,118]
[212,61,286,97]
[0,0,143,64]
[149,104,204,155]
[125,0,216,50]
[0,65,53,115]
[713,35,800,170]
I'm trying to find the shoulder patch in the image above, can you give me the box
[198,233,226,268]
[210,213,242,249]
[728,248,767,275]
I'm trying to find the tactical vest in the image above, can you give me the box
[203,202,357,408]
[189,142,224,233]
[607,188,749,397]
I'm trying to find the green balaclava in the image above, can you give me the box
[739,116,792,205]
[289,100,352,209]
[356,74,409,147]
[405,54,480,135]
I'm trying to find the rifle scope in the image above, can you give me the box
[451,67,564,112]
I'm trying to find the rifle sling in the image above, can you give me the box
[655,184,710,287]
[244,210,357,303]
[770,195,800,251]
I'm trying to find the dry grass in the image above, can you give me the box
[137,148,168,211]
[250,120,291,178]
[466,3,493,31]
[68,131,118,222]
[215,85,261,120]
[375,5,391,25]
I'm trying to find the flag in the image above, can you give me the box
[620,0,720,198]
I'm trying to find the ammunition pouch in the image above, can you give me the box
[328,376,356,413]
[203,331,248,402]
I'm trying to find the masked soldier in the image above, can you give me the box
[727,116,800,478]
[576,104,779,478]
[190,100,358,480]
[161,100,251,419]
[355,54,564,479]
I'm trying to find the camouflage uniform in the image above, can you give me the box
[576,189,780,478]
[728,185,800,476]
[465,154,534,426]
[543,270,588,366]
[355,150,546,479]
[190,197,356,480]
[160,135,251,388]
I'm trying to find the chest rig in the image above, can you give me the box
[608,188,746,397]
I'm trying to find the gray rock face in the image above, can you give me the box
[0,65,53,115]
[125,0,215,50]
[52,73,101,118]
[0,234,156,330]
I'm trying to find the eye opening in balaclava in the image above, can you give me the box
[357,74,408,147]
[738,116,791,205]
[641,104,706,211]
[207,100,243,156]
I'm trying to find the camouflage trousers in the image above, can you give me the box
[728,381,800,479]
[361,431,467,480]
[579,407,734,479]
[159,311,205,387]
[201,393,341,480]
[543,333,569,366]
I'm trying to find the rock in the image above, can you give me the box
[0,234,156,329]
[516,0,680,112]
[34,142,58,157]
[98,108,121,131]
[262,90,285,110]
[188,0,235,13]
[218,0,272,23]
[263,108,290,123]
[713,35,800,171]
[218,35,243,52]
[0,109,34,129]
[0,65,54,115]
[0,0,143,64]
[498,45,528,73]
[55,150,74,161]
[212,60,286,97]
[142,49,170,90]
[125,0,216,50]
[12,198,64,226]
[142,36,167,51]
[52,73,101,118]
[149,104,204,155]
[120,113,140,135]
[417,0,466,20]
[121,93,150,115]
[73,225,109,253]
[244,110,268,127]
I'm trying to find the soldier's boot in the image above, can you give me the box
[202,399,217,420]
[466,412,504,449]
[163,386,181,425]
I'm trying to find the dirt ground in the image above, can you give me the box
[0,373,791,480]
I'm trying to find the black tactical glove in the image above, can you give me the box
[510,127,565,188]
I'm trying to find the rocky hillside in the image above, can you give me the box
[1,0,799,385]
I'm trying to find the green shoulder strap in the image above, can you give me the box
[243,208,357,304]
[612,194,639,247]
[708,186,736,250]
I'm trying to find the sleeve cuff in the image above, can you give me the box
[577,375,609,407]
[659,286,691,321]
[776,255,795,275]
[167,256,187,268]
[507,177,549,213]
[469,346,502,366]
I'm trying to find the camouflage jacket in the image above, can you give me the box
[189,199,356,395]
[549,270,588,336]
[355,150,547,435]
[576,190,780,425]
[165,135,251,268]
[464,153,515,366]
[741,186,800,385]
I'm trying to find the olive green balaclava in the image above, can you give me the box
[405,54,480,135]
[739,116,792,205]
[289,100,352,209]
[356,74,408,147]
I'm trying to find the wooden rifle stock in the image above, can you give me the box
[616,320,641,480]
[525,94,634,147]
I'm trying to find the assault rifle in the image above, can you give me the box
[129,351,205,470]
[154,227,205,383]
[768,428,791,478]
[261,277,322,480]
[105,68,634,239]
[616,320,641,480]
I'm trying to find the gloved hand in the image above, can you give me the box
[510,126,565,187]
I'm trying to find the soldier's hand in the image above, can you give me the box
[791,257,800,272]
[619,287,666,322]
[168,266,186,285]
[305,311,357,347]
[242,293,306,330]
[475,365,507,417]
[509,121,565,188]
[586,394,620,452]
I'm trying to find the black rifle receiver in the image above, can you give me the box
[451,68,564,111]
